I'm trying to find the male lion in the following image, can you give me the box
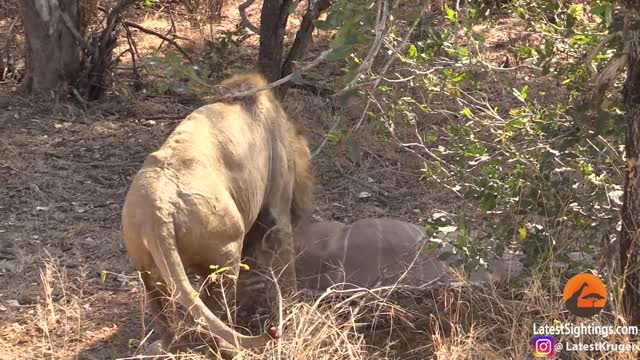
[121,72,313,353]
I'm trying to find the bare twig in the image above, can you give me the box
[351,6,427,131]
[59,11,90,50]
[341,0,391,92]
[113,48,132,64]
[122,23,139,79]
[132,44,336,122]
[140,113,189,121]
[71,88,89,108]
[311,116,341,159]
[122,21,195,65]
[213,47,334,101]
[583,31,622,77]
[239,0,260,35]
[281,0,332,83]
[157,10,178,52]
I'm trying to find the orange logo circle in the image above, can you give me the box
[563,273,607,317]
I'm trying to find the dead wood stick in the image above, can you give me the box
[122,21,195,65]
[239,0,260,35]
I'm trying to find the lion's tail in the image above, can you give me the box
[144,213,274,349]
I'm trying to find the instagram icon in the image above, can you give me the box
[533,336,555,358]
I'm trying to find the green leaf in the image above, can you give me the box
[462,107,472,118]
[101,270,107,284]
[457,214,467,233]
[544,38,555,57]
[408,44,418,59]
[464,143,487,157]
[346,136,361,164]
[290,69,304,85]
[326,45,353,61]
[566,5,578,29]
[444,4,457,23]
[455,233,468,249]
[472,32,486,43]
[314,18,337,31]
[315,8,341,31]
[336,89,358,112]
[459,47,468,59]
[326,130,343,144]
[518,226,527,240]
[451,72,466,83]
[593,3,613,26]
[480,193,497,211]
[518,47,533,58]
[512,86,528,102]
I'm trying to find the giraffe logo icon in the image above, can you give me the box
[563,273,607,317]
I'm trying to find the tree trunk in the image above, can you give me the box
[258,0,293,83]
[620,3,640,327]
[18,0,82,95]
[280,0,331,79]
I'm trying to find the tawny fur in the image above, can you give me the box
[121,72,313,353]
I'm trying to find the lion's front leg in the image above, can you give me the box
[254,219,297,320]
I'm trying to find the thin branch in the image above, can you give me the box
[122,23,140,79]
[140,113,189,121]
[583,31,621,77]
[350,5,427,132]
[59,10,90,50]
[133,40,336,122]
[122,21,195,65]
[311,115,341,159]
[212,47,334,101]
[340,0,391,94]
[281,0,332,80]
[239,0,260,35]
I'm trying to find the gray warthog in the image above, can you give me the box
[292,218,522,291]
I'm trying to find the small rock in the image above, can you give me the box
[567,251,595,265]
[145,340,165,356]
[357,191,371,198]
[608,190,624,206]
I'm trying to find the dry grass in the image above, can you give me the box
[7,257,634,359]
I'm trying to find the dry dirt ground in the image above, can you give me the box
[0,4,459,359]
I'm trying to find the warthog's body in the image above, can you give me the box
[293,218,450,290]
[292,218,522,291]
[121,73,312,352]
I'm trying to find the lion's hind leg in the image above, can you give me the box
[140,270,176,350]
